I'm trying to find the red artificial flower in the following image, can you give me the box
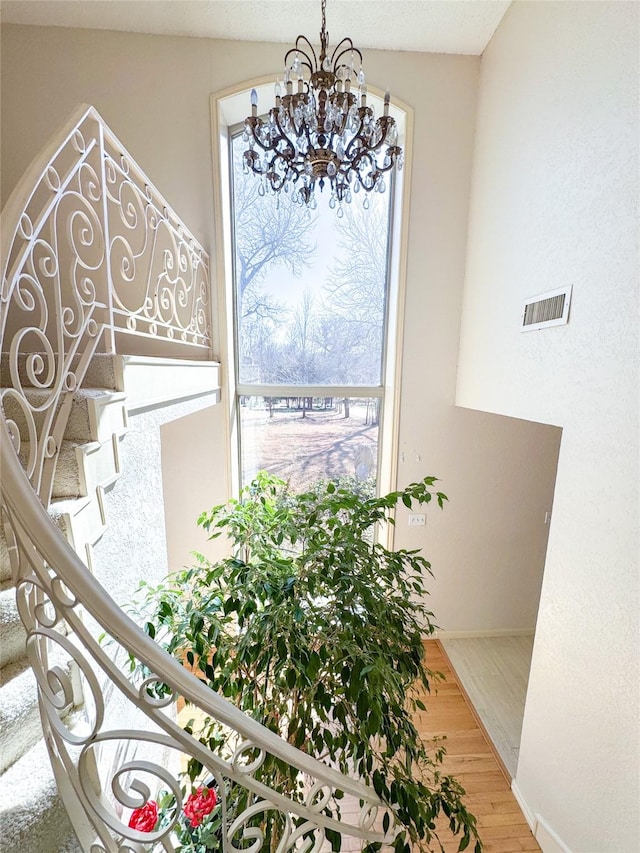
[128,799,159,832]
[183,786,218,828]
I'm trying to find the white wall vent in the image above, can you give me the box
[521,285,572,332]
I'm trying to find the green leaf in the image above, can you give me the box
[133,472,480,853]
[458,831,471,851]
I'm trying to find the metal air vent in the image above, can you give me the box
[521,285,572,331]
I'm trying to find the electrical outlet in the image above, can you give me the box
[408,513,426,527]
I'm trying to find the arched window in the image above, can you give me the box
[212,82,410,499]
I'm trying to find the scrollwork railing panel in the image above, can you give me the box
[1,105,213,502]
[1,430,396,851]
[1,111,108,504]
[102,135,210,352]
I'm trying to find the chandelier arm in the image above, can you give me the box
[288,159,306,181]
[358,172,377,193]
[303,120,315,149]
[331,40,363,71]
[375,116,392,140]
[244,154,264,178]
[272,116,298,158]
[375,151,400,175]
[334,109,349,138]
[285,37,317,75]
[266,152,293,191]
[248,127,277,156]
[349,150,378,192]
[344,114,371,158]
[284,104,306,144]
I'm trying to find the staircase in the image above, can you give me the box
[0,103,396,852]
[0,354,127,852]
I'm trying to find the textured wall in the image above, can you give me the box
[457,1,639,848]
[1,22,561,636]
[91,396,218,605]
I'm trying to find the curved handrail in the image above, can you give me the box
[0,104,395,851]
[1,417,391,841]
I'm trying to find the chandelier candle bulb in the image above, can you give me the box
[384,90,390,116]
[250,88,258,117]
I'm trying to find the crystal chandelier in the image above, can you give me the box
[242,0,403,211]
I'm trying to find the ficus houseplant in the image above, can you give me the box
[132,473,481,853]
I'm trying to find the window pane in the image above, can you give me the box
[240,396,379,492]
[232,135,391,387]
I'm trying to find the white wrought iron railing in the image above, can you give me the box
[1,104,212,505]
[0,105,395,851]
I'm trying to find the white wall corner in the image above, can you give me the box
[511,781,573,853]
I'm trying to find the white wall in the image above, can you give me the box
[0,22,561,636]
[89,397,216,604]
[396,406,561,632]
[161,404,230,570]
[457,2,639,849]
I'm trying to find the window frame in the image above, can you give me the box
[228,120,395,492]
[211,79,413,537]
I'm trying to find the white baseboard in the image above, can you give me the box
[535,815,572,853]
[511,780,535,830]
[511,781,572,853]
[434,628,535,639]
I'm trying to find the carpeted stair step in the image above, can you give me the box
[0,658,42,774]
[0,585,26,670]
[58,834,83,853]
[17,436,122,501]
[0,737,79,853]
[77,352,123,391]
[16,440,84,499]
[0,351,122,392]
[1,388,127,445]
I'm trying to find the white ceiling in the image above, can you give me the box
[0,1,512,56]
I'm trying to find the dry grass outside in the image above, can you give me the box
[240,400,379,491]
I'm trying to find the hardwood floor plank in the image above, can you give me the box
[482,838,541,852]
[415,640,540,853]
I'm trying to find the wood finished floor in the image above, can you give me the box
[416,640,540,853]
[178,640,539,852]
[440,636,534,779]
